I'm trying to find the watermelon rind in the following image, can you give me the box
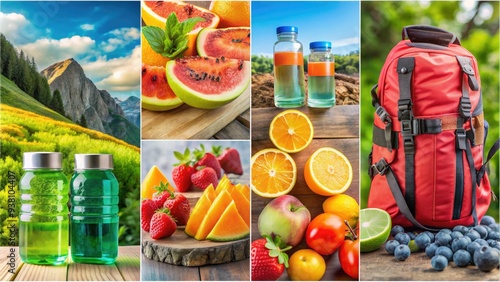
[141,95,183,111]
[166,58,250,109]
[196,27,250,60]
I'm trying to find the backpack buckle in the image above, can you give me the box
[376,106,392,124]
[371,158,389,176]
[456,128,467,150]
[459,96,472,118]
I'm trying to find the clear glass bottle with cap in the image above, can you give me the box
[20,152,69,265]
[308,41,335,108]
[70,154,119,264]
[273,26,306,108]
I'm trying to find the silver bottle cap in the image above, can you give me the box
[75,154,114,170]
[23,152,62,169]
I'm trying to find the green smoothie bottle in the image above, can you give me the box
[20,152,69,265]
[70,154,119,264]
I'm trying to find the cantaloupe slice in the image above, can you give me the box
[206,201,249,242]
[194,189,232,240]
[185,193,213,237]
[141,165,172,199]
[230,187,250,227]
[215,175,234,195]
[203,183,217,202]
[235,184,250,201]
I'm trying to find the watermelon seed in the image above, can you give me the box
[221,56,225,62]
[247,33,250,37]
[142,68,147,76]
[216,76,220,82]
[152,75,157,82]
[232,39,243,43]
[202,72,207,80]
[155,1,162,7]
[238,63,244,70]
[211,76,215,81]
[216,58,220,63]
[204,57,209,60]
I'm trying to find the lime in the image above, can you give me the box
[359,208,392,252]
[408,240,419,253]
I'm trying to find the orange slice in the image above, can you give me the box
[250,148,297,198]
[269,110,314,153]
[304,147,353,196]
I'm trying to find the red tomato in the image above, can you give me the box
[305,213,345,255]
[339,238,359,279]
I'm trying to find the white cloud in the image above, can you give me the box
[100,27,140,53]
[82,45,140,92]
[19,36,96,70]
[0,12,35,44]
[80,24,95,31]
[332,37,360,48]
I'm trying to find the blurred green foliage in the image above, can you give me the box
[251,52,360,75]
[361,1,499,220]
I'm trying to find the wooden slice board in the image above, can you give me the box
[141,86,250,140]
[142,230,250,267]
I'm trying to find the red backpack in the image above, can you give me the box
[367,25,499,230]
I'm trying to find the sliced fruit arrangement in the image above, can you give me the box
[166,56,250,109]
[185,176,250,242]
[197,27,250,61]
[142,64,183,111]
[141,0,250,111]
[141,165,173,199]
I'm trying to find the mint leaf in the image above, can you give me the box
[142,26,166,54]
[180,17,205,35]
[165,13,179,39]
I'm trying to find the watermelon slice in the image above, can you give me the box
[166,56,250,109]
[197,27,250,61]
[206,201,249,242]
[141,64,183,111]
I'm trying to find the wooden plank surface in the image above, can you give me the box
[67,260,122,281]
[112,246,140,281]
[141,254,201,281]
[361,248,500,281]
[252,105,359,141]
[251,106,360,281]
[199,258,250,281]
[142,86,250,140]
[0,247,22,281]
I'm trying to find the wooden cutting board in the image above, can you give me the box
[142,230,250,267]
[142,86,250,139]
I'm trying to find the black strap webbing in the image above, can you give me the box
[397,57,416,214]
[477,139,500,184]
[372,159,439,232]
[465,140,478,225]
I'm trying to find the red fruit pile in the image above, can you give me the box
[171,145,244,192]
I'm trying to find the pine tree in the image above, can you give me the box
[50,89,65,116]
[78,114,88,128]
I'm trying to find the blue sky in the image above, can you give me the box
[252,1,359,56]
[0,1,140,99]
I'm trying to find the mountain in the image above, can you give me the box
[115,96,140,127]
[41,58,139,146]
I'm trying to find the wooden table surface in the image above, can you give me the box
[252,105,360,281]
[361,246,500,280]
[0,246,140,281]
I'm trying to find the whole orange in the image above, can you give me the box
[287,249,326,281]
[209,1,250,28]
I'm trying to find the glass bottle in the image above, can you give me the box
[308,41,335,108]
[20,152,69,265]
[273,26,306,108]
[70,154,119,264]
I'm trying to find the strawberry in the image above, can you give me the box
[150,208,177,240]
[194,144,222,179]
[191,167,218,190]
[152,181,172,208]
[213,146,243,175]
[172,148,195,192]
[251,235,291,281]
[141,199,157,232]
[163,190,190,226]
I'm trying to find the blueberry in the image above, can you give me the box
[463,235,472,244]
[451,231,464,240]
[451,237,469,252]
[391,225,405,237]
[474,245,500,272]
[453,225,469,235]
[431,255,448,271]
[394,244,411,261]
[435,232,452,246]
[465,229,481,242]
[385,240,400,255]
[467,241,482,264]
[487,231,500,240]
[475,238,489,246]
[480,215,496,226]
[423,231,435,242]
[484,225,493,233]
[395,232,411,245]
[425,243,439,258]
[435,246,453,261]
[473,225,488,239]
[489,223,499,232]
[415,233,431,250]
[407,232,417,240]
[453,249,471,267]
[487,239,498,248]
[440,228,452,235]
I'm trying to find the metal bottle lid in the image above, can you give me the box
[74,154,114,170]
[23,152,62,169]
